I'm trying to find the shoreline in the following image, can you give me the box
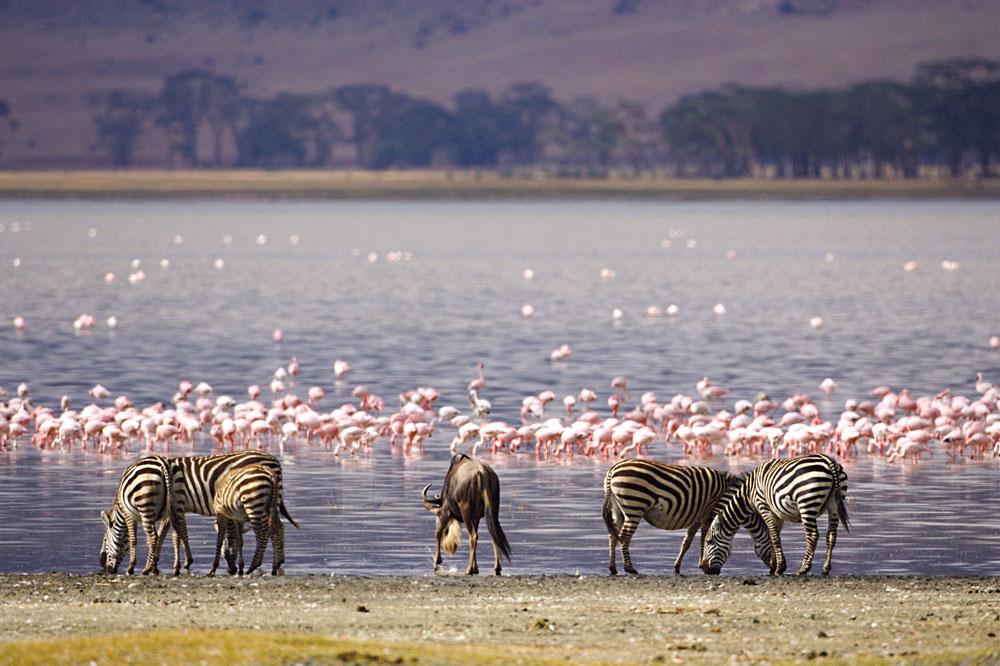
[1,573,998,664]
[1,170,999,201]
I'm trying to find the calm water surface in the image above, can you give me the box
[1,199,998,576]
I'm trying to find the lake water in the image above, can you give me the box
[1,198,998,576]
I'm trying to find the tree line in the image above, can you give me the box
[74,57,1000,177]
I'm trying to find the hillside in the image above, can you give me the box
[1,0,997,167]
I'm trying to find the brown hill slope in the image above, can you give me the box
[1,0,997,167]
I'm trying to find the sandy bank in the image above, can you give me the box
[1,573,998,664]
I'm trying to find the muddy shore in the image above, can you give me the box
[1,573,998,664]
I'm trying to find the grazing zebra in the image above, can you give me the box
[210,464,284,576]
[700,453,850,576]
[155,450,298,575]
[100,455,177,575]
[602,459,775,575]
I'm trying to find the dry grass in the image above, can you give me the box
[0,630,995,666]
[0,629,594,666]
[0,170,997,200]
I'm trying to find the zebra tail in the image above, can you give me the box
[483,487,512,562]
[280,500,300,529]
[829,459,851,533]
[601,491,617,537]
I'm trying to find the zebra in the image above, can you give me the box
[210,464,284,576]
[157,450,299,575]
[700,453,850,576]
[100,455,176,575]
[602,459,775,575]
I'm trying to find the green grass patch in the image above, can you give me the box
[0,629,589,666]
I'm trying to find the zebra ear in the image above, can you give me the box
[100,510,110,527]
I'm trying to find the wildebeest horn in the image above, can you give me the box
[422,483,442,505]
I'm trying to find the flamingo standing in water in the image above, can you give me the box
[468,363,486,391]
[611,376,630,401]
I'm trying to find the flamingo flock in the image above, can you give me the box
[2,360,1000,466]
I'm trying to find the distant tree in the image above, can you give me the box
[500,82,558,166]
[914,58,1000,177]
[86,89,154,167]
[844,81,926,177]
[234,93,342,168]
[155,70,241,167]
[660,87,754,176]
[556,96,621,171]
[332,85,397,167]
[365,97,454,168]
[451,89,511,167]
[612,99,658,174]
[0,98,16,159]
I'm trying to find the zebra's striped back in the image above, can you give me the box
[702,453,849,576]
[170,450,295,525]
[602,459,773,574]
[213,464,279,524]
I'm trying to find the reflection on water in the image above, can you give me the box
[1,199,999,576]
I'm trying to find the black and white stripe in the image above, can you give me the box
[700,453,850,575]
[159,450,298,574]
[602,459,774,574]
[100,455,176,575]
[210,464,284,576]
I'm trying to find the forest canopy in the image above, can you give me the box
[76,58,1000,178]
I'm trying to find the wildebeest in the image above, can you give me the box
[421,453,512,575]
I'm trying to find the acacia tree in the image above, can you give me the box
[331,84,397,167]
[500,82,558,166]
[156,70,240,167]
[914,58,1000,177]
[87,89,154,167]
[0,99,16,159]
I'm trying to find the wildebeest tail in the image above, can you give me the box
[483,487,512,561]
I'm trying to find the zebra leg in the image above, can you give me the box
[607,533,619,575]
[465,518,480,575]
[797,514,820,575]
[270,511,285,576]
[602,492,623,575]
[822,510,840,575]
[209,517,228,577]
[674,523,702,574]
[140,518,160,575]
[246,516,269,576]
[758,508,786,575]
[126,516,139,575]
[617,519,641,575]
[173,510,193,574]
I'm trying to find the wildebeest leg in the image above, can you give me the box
[673,523,701,574]
[432,518,447,570]
[465,518,479,575]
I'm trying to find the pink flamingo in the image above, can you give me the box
[467,362,486,391]
[611,376,630,401]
